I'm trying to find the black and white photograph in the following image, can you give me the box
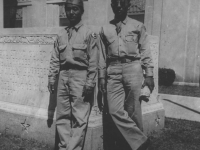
[0,0,200,150]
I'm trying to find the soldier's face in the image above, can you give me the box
[111,0,130,18]
[65,4,83,24]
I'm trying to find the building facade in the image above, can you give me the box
[0,0,167,149]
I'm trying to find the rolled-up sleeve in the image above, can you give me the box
[139,25,154,77]
[48,37,60,84]
[98,27,107,79]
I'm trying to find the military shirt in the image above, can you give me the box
[48,21,98,87]
[98,17,154,78]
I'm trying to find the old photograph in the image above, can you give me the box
[0,0,200,150]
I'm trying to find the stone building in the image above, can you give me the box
[2,0,200,85]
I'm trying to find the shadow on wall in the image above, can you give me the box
[47,76,58,128]
[3,0,18,28]
[47,76,59,150]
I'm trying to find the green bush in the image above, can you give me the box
[159,68,176,86]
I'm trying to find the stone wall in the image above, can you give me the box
[0,28,103,149]
[158,0,200,84]
[1,0,200,84]
[0,0,165,149]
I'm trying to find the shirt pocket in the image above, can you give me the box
[58,44,67,62]
[124,33,139,55]
[125,33,138,43]
[72,44,88,61]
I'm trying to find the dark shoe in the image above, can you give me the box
[137,138,151,150]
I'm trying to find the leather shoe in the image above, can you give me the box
[137,138,151,150]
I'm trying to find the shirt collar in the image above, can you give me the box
[68,20,83,31]
[74,20,83,31]
[112,16,129,26]
[121,16,128,25]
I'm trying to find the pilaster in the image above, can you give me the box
[0,0,3,28]
[144,0,154,34]
[88,0,109,25]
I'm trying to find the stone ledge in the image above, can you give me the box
[0,107,103,150]
[142,102,164,114]
[142,101,165,135]
[0,101,49,119]
[0,101,103,127]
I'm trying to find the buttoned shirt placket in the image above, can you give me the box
[67,25,79,80]
[116,22,121,57]
[116,21,127,58]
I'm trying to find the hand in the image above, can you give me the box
[47,119,53,128]
[99,79,106,93]
[48,82,55,94]
[142,77,155,93]
[82,85,94,96]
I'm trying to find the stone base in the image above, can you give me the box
[0,109,56,149]
[142,102,165,135]
[0,101,164,150]
[0,106,103,150]
[84,114,103,150]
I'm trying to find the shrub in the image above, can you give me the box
[159,68,176,86]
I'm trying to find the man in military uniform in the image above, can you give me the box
[99,0,154,149]
[48,0,98,149]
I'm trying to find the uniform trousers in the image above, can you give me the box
[56,69,91,150]
[107,61,147,150]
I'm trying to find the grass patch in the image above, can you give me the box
[0,133,51,150]
[159,85,200,97]
[1,118,200,150]
[149,117,200,150]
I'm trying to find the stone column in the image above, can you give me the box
[46,4,59,27]
[23,0,46,27]
[88,0,109,26]
[0,0,3,28]
[141,35,165,135]
[144,0,154,34]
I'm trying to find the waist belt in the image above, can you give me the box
[60,65,87,71]
[108,57,139,65]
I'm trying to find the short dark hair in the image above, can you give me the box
[111,0,131,4]
[64,3,84,13]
